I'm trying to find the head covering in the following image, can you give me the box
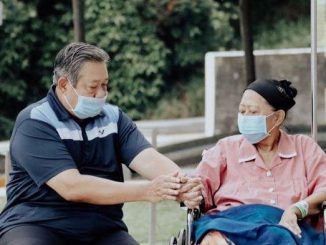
[245,79,297,111]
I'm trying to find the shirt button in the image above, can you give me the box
[270,199,276,205]
[268,187,274,192]
[266,171,272,177]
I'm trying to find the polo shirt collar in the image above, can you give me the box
[47,85,106,122]
[238,130,297,163]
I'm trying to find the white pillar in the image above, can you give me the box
[204,52,216,137]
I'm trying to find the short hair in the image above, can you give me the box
[53,42,110,86]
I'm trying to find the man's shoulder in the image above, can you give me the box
[102,103,120,122]
[16,97,48,123]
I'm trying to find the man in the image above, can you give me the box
[0,43,202,244]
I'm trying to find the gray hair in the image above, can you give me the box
[53,42,110,86]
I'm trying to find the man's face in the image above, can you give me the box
[65,61,109,110]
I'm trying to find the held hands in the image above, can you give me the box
[279,206,302,238]
[177,175,203,209]
[146,171,182,202]
[146,171,203,207]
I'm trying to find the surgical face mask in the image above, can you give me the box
[237,112,276,144]
[64,81,107,119]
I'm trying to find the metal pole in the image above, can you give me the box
[311,0,318,141]
[148,128,158,245]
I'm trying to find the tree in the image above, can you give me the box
[72,0,85,42]
[239,0,255,85]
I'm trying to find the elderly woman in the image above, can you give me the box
[192,79,326,245]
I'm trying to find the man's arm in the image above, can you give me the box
[129,147,181,179]
[47,168,181,205]
[129,148,203,208]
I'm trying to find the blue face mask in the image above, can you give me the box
[64,82,107,119]
[237,113,275,144]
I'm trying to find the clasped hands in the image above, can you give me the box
[147,171,203,208]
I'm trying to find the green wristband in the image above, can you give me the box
[294,200,309,218]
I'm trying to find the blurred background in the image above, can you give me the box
[0,0,310,140]
[0,0,321,244]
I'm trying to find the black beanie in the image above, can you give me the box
[245,79,297,111]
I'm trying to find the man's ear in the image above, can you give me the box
[57,77,69,93]
[275,110,286,126]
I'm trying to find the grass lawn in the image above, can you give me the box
[0,197,186,244]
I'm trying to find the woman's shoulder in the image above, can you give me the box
[215,134,245,149]
[282,131,320,149]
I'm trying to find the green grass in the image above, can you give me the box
[0,198,186,244]
[123,201,186,244]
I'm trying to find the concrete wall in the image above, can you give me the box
[208,49,326,134]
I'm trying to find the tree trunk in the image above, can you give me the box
[239,0,255,85]
[72,0,85,42]
[0,1,3,26]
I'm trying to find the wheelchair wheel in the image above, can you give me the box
[177,228,186,245]
[169,236,177,245]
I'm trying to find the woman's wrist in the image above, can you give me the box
[292,200,309,219]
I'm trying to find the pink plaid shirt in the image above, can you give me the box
[194,131,326,213]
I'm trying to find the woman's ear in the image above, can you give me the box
[275,110,286,126]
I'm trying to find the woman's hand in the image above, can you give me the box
[177,177,203,209]
[200,231,229,245]
[279,206,302,238]
[145,171,182,202]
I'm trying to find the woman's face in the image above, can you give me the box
[239,89,278,131]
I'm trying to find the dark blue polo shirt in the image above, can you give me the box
[0,86,151,241]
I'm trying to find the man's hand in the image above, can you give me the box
[279,206,302,238]
[145,171,182,202]
[177,176,203,209]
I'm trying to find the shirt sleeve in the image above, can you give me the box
[302,136,326,195]
[194,141,227,212]
[117,110,152,165]
[10,119,77,187]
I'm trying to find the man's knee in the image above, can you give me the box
[95,230,139,245]
[0,225,65,245]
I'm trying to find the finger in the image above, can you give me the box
[291,222,302,237]
[170,171,180,178]
[162,194,177,201]
[179,175,189,183]
[163,182,181,190]
[161,188,179,196]
[184,190,203,200]
[190,184,203,192]
[184,201,201,209]
[166,176,182,184]
[187,177,202,183]
[177,171,186,178]
[283,221,301,237]
[179,183,195,193]
[179,181,202,193]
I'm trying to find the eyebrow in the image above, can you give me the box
[239,103,260,109]
[90,78,109,83]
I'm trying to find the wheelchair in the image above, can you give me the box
[169,202,326,245]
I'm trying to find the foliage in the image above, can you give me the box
[0,0,311,140]
[145,74,205,119]
[85,0,235,119]
[0,0,72,140]
[254,18,310,49]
